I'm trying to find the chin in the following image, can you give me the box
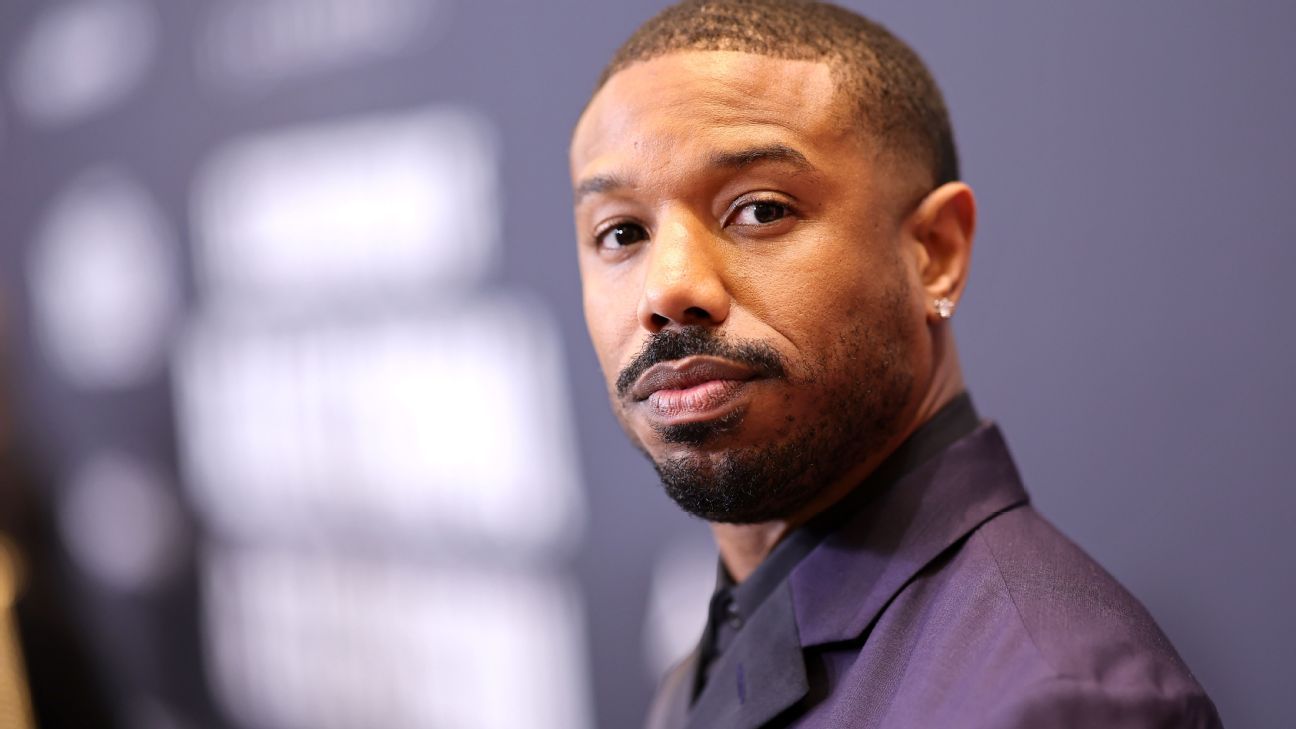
[652,440,828,524]
[643,379,910,523]
[649,407,749,447]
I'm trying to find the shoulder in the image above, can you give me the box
[959,506,1222,726]
[799,503,1223,727]
[972,507,1188,679]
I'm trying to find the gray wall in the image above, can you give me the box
[0,1,1290,728]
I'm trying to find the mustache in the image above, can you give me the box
[614,327,788,400]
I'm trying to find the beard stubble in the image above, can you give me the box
[619,283,917,524]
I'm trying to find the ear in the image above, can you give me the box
[906,182,976,322]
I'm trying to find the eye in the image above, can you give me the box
[730,200,790,226]
[595,222,649,249]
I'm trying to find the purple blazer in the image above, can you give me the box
[646,424,1222,729]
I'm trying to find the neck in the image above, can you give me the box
[713,328,965,583]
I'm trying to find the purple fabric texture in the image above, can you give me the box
[645,425,1221,729]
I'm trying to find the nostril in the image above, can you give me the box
[648,307,712,329]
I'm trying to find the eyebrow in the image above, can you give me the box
[573,173,628,203]
[707,143,814,172]
[573,143,817,204]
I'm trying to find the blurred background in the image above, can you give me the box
[0,1,1292,727]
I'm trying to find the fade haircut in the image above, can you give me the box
[595,0,959,186]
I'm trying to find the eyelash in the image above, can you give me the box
[592,196,797,251]
[727,197,794,227]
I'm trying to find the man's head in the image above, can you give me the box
[571,0,976,525]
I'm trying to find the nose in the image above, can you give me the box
[637,214,731,332]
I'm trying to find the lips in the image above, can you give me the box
[629,356,758,421]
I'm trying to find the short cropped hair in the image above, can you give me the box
[595,0,959,187]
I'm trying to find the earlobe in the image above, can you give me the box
[910,182,976,322]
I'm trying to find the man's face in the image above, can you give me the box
[571,51,933,523]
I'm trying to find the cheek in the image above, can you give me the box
[581,276,639,381]
[729,244,895,348]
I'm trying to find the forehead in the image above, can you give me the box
[571,51,852,179]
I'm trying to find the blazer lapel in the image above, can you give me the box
[791,424,1030,647]
[685,582,808,729]
[660,424,1029,729]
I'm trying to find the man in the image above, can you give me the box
[570,1,1222,727]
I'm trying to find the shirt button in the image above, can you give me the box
[726,606,743,630]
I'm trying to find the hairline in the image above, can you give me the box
[576,49,933,189]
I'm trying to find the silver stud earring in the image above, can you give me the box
[934,297,954,320]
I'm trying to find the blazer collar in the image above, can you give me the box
[654,423,1028,729]
[791,423,1029,647]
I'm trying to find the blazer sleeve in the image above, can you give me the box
[976,675,1223,729]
